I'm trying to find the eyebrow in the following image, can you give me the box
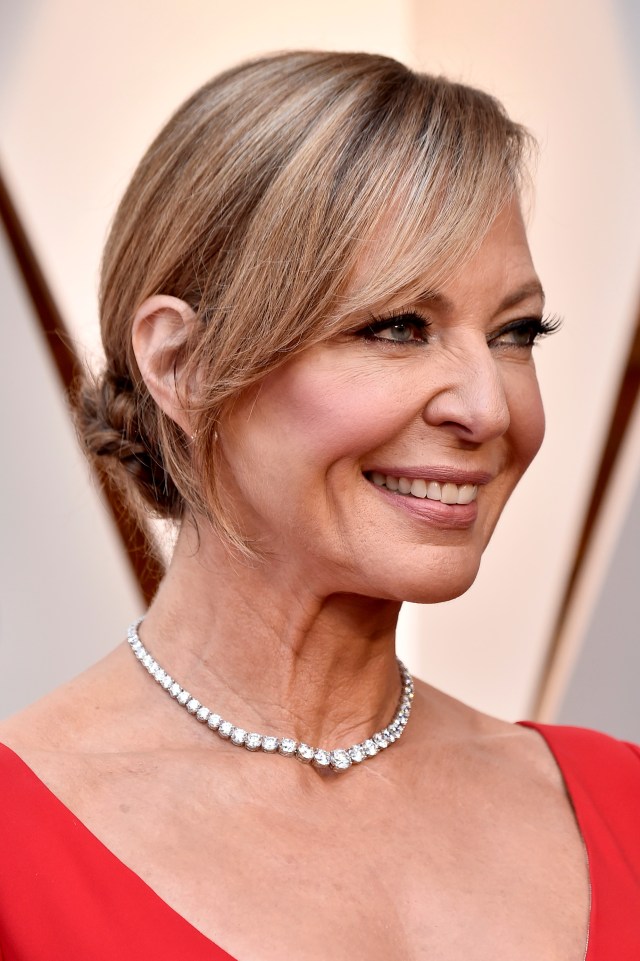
[496,281,546,313]
[413,280,546,315]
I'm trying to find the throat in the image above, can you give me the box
[128,617,414,773]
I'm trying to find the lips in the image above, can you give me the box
[362,467,490,529]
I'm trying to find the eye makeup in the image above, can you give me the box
[353,310,432,345]
[487,314,563,349]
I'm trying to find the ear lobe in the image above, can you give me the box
[131,295,197,435]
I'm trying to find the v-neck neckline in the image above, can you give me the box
[1,728,595,961]
[1,743,239,959]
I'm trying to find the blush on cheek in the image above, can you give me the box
[271,364,404,459]
[522,398,546,467]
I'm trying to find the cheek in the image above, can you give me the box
[221,364,402,548]
[222,362,399,522]
[261,362,408,464]
[509,371,546,471]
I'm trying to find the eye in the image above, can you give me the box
[488,314,562,349]
[355,311,431,345]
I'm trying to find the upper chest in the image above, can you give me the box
[37,747,590,961]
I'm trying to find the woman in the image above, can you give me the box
[1,51,638,960]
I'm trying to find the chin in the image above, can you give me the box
[360,551,483,605]
[400,574,480,605]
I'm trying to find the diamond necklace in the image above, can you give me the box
[127,618,414,772]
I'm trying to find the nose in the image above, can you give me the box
[422,341,510,444]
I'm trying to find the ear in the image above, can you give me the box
[131,294,197,435]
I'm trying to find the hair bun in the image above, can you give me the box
[75,368,182,519]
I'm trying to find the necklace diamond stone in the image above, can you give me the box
[127,619,414,772]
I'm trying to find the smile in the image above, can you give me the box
[365,472,478,505]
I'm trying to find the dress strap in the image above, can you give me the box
[520,723,640,960]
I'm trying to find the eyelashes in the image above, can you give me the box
[535,314,563,337]
[354,310,431,345]
[353,310,563,348]
[487,313,563,348]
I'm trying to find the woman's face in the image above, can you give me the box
[220,200,546,603]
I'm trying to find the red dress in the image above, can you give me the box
[1,723,639,959]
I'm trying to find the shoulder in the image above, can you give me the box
[0,643,164,756]
[0,644,171,815]
[520,720,640,774]
[522,721,640,845]
[410,682,577,802]
[523,724,640,943]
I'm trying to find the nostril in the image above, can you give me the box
[423,375,510,443]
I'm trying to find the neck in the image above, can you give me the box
[139,522,404,748]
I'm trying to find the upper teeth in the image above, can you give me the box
[369,472,478,505]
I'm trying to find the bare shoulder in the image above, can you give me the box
[411,677,567,794]
[0,643,161,785]
[0,644,197,840]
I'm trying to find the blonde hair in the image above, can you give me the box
[77,50,532,553]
